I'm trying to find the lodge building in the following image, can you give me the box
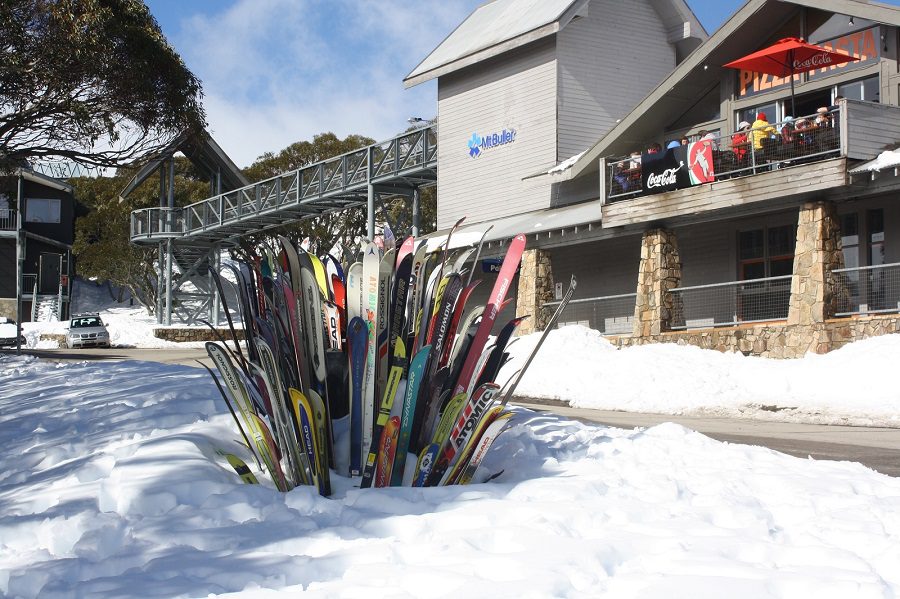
[407,0,900,357]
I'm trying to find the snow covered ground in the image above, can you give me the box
[2,353,899,598]
[500,325,900,428]
[4,280,900,597]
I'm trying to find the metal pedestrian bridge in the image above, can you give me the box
[130,124,436,245]
[128,124,436,325]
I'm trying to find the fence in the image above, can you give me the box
[545,293,637,335]
[0,208,15,231]
[670,275,792,329]
[606,110,842,201]
[831,262,900,317]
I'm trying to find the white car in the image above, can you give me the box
[0,317,26,348]
[66,314,111,349]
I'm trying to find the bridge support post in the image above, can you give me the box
[367,183,376,240]
[210,246,220,326]
[165,238,173,326]
[156,241,164,324]
[412,187,420,237]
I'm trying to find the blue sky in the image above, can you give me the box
[143,0,897,168]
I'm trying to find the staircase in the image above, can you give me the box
[33,295,60,322]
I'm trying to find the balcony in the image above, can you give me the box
[0,208,16,232]
[599,100,900,229]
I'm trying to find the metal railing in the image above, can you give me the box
[131,124,437,242]
[545,292,637,335]
[0,208,15,231]
[831,262,900,317]
[670,275,792,329]
[606,110,842,201]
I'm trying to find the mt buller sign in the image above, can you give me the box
[467,129,516,158]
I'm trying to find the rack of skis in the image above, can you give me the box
[202,224,576,495]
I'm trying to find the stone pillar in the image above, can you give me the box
[787,201,845,327]
[633,229,682,337]
[516,248,554,335]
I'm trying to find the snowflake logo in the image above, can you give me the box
[467,133,482,158]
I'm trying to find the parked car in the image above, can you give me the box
[0,317,26,348]
[66,314,111,349]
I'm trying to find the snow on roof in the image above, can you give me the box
[404,0,580,87]
[547,151,586,175]
[849,149,900,174]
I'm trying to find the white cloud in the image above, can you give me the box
[167,0,479,168]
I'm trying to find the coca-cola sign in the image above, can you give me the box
[646,165,684,189]
[792,52,834,71]
[641,147,692,194]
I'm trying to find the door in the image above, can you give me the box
[39,253,62,294]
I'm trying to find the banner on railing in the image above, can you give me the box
[641,142,715,194]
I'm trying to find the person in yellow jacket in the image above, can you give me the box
[751,112,776,150]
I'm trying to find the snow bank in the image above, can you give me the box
[1,355,899,598]
[500,325,900,427]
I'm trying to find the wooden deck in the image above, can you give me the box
[601,157,848,229]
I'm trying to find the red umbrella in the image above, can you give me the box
[724,37,859,116]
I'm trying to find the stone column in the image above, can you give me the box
[787,201,845,327]
[516,248,554,335]
[632,229,682,337]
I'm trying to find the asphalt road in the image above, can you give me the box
[6,346,899,477]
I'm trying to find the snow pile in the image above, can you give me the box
[500,325,900,426]
[1,354,899,598]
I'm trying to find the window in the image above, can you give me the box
[838,76,880,103]
[25,198,61,224]
[738,224,796,280]
[737,102,778,129]
[840,213,860,310]
[868,209,886,310]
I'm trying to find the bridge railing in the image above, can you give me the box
[130,125,437,242]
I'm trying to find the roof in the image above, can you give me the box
[15,168,73,193]
[404,0,706,88]
[562,0,900,180]
[422,199,603,250]
[119,129,249,201]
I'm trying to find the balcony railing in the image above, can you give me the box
[670,275,792,330]
[0,208,16,231]
[605,110,842,202]
[831,262,900,317]
[546,292,637,335]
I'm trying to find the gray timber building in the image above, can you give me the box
[408,0,900,357]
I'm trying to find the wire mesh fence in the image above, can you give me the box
[606,109,842,201]
[670,276,792,329]
[545,293,637,335]
[830,262,900,316]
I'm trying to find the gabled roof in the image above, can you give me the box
[404,0,706,88]
[15,167,73,193]
[565,0,900,180]
[120,129,249,201]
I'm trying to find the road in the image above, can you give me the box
[6,346,900,477]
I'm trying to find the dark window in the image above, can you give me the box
[26,198,61,224]
[867,209,886,310]
[738,224,796,280]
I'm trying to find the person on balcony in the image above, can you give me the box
[751,112,775,150]
[732,121,751,167]
[647,142,662,154]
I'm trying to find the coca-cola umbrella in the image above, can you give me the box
[724,37,859,116]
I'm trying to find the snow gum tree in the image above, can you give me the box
[0,0,205,170]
